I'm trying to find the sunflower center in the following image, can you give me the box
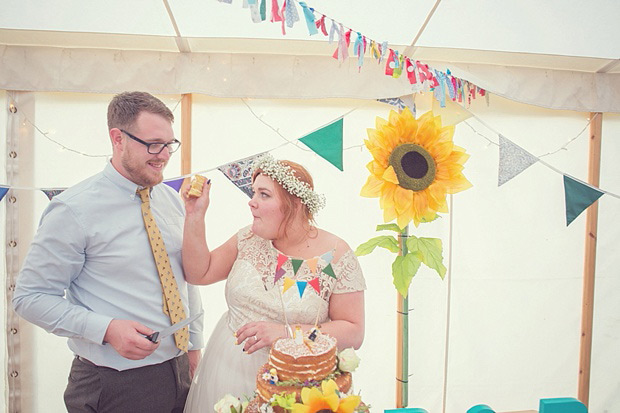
[389,143,436,191]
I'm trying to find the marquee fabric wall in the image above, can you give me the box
[2,90,619,412]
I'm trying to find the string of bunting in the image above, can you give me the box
[4,95,618,227]
[220,0,488,108]
[275,248,336,298]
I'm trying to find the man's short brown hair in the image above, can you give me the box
[107,91,174,131]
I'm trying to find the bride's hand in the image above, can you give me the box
[235,321,287,354]
[182,178,211,216]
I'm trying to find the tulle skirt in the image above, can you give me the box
[184,312,270,412]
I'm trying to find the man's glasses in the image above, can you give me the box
[120,129,181,154]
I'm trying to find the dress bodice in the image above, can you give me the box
[225,226,366,332]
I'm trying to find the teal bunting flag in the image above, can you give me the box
[563,175,604,226]
[299,118,344,171]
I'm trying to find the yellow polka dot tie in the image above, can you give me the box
[138,188,189,352]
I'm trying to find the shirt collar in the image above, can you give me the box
[103,161,147,200]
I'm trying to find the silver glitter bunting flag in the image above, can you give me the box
[498,135,539,186]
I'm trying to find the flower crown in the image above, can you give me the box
[252,154,326,216]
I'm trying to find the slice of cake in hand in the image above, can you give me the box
[187,175,207,198]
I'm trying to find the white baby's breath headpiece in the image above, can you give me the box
[252,154,326,216]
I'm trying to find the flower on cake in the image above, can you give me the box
[291,379,361,413]
[337,348,361,373]
[214,394,248,413]
[360,108,471,228]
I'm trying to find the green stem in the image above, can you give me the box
[400,226,409,407]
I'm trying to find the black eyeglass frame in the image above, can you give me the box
[120,129,181,154]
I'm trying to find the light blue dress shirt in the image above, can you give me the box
[13,162,204,371]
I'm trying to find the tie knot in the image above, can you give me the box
[138,187,151,203]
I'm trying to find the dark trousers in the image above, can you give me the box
[64,354,190,413]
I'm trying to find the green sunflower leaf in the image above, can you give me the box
[355,235,400,256]
[406,236,447,279]
[375,223,404,233]
[392,254,421,298]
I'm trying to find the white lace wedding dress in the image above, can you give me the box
[184,226,366,412]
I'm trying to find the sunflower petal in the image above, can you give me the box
[321,379,339,396]
[337,395,362,413]
[291,404,310,413]
[382,165,400,185]
[393,185,412,215]
[360,175,384,198]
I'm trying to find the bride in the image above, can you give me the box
[181,155,365,412]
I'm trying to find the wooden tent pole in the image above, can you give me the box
[577,112,603,407]
[180,94,192,176]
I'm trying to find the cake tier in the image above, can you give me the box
[255,363,352,406]
[268,334,337,382]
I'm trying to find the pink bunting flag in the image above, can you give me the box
[315,15,328,36]
[385,49,396,76]
[276,253,288,271]
[405,58,417,84]
[270,0,282,22]
[308,278,320,294]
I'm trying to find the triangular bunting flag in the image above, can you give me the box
[163,177,185,192]
[563,175,604,226]
[299,118,343,171]
[291,259,304,275]
[296,281,307,298]
[274,267,286,283]
[498,135,539,186]
[283,277,295,293]
[217,152,267,198]
[41,189,65,200]
[320,250,334,265]
[322,263,337,279]
[307,257,319,274]
[276,253,288,271]
[0,187,9,202]
[308,277,320,294]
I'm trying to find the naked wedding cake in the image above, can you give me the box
[244,328,364,413]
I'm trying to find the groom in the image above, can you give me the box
[13,91,204,412]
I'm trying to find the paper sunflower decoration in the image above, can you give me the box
[291,380,362,413]
[360,108,471,228]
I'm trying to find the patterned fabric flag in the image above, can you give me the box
[563,175,604,226]
[217,152,267,198]
[163,177,185,192]
[41,189,65,200]
[498,135,539,186]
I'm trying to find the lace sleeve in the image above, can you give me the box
[332,249,366,294]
